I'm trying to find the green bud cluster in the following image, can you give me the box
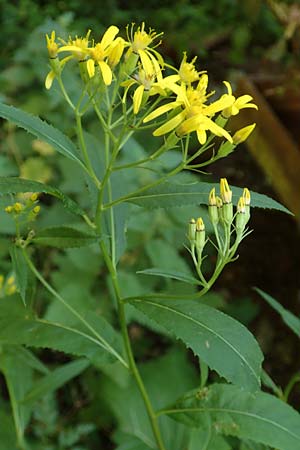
[187,179,252,287]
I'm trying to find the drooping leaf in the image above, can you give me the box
[33,226,98,248]
[22,359,89,404]
[127,181,291,215]
[129,298,263,391]
[255,287,300,337]
[0,346,34,447]
[0,295,124,367]
[0,102,84,167]
[166,383,300,450]
[137,268,201,285]
[0,177,86,217]
[9,246,29,306]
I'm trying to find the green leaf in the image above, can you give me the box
[137,268,201,285]
[0,346,34,447]
[129,298,263,391]
[0,410,19,450]
[33,226,98,248]
[255,287,300,337]
[128,181,291,214]
[22,359,89,404]
[0,177,86,217]
[0,295,123,367]
[9,246,29,306]
[166,383,300,450]
[0,102,84,167]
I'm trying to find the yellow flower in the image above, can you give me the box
[86,26,120,84]
[178,52,202,84]
[222,81,258,117]
[58,29,92,60]
[122,56,178,114]
[46,31,59,58]
[125,22,164,76]
[144,76,234,144]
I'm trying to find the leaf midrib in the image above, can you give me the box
[165,407,300,441]
[135,300,260,385]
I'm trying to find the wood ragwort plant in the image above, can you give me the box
[0,23,299,450]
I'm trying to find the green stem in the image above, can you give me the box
[75,113,101,189]
[284,373,300,402]
[99,240,166,450]
[103,160,185,209]
[57,76,75,110]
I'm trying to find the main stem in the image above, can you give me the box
[100,241,166,449]
[94,100,166,450]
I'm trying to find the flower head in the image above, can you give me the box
[222,81,258,117]
[144,76,235,144]
[125,23,164,76]
[46,31,59,58]
[58,30,92,60]
[178,52,201,84]
[86,26,120,84]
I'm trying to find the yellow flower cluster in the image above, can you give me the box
[45,23,257,145]
[0,274,17,297]
[5,193,40,220]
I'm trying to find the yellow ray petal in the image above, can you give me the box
[45,70,56,90]
[133,85,145,114]
[99,60,113,85]
[143,101,180,123]
[87,59,95,78]
[101,25,119,49]
[153,111,186,136]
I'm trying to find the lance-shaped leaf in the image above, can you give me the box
[127,181,291,214]
[22,359,89,404]
[0,102,84,167]
[255,287,300,337]
[33,226,98,248]
[165,383,300,450]
[129,298,263,391]
[0,295,125,367]
[137,268,201,285]
[0,177,85,217]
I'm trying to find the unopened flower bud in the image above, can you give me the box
[236,196,247,236]
[46,31,59,59]
[30,193,38,202]
[220,178,233,224]
[5,206,13,213]
[188,218,196,245]
[216,196,223,222]
[13,202,23,213]
[208,188,219,225]
[220,178,232,204]
[243,187,251,224]
[33,205,41,214]
[233,124,256,145]
[195,217,206,259]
